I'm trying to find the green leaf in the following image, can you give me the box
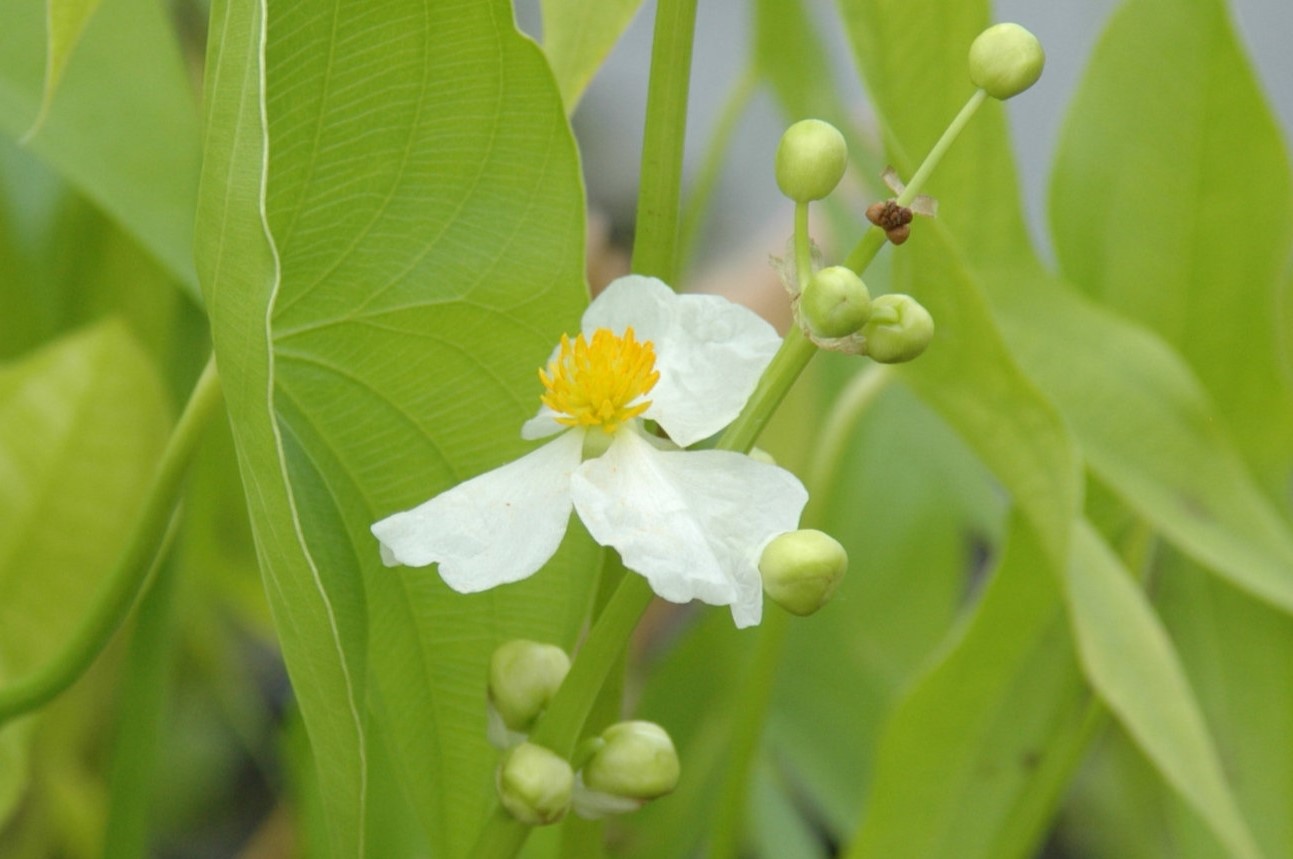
[895,223,1080,574]
[845,515,1096,859]
[1155,560,1293,858]
[1071,550,1293,859]
[994,280,1293,616]
[540,0,643,112]
[839,0,1293,617]
[195,0,594,855]
[22,0,103,141]
[0,0,201,292]
[1051,0,1293,480]
[0,321,170,825]
[1064,522,1263,859]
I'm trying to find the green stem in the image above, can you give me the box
[843,88,988,273]
[631,0,700,284]
[707,607,790,859]
[678,66,759,272]
[0,353,223,726]
[708,364,892,857]
[101,549,181,858]
[716,326,817,454]
[793,201,812,290]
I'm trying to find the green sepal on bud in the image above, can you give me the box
[775,119,848,203]
[487,640,571,746]
[496,742,574,826]
[801,266,872,338]
[759,529,847,616]
[968,23,1045,100]
[573,721,681,819]
[862,294,935,364]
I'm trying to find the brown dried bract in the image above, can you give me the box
[865,200,915,245]
[867,167,938,245]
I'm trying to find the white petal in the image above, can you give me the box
[570,430,808,626]
[521,407,566,440]
[371,430,584,592]
[582,275,782,447]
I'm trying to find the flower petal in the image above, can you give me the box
[570,429,807,627]
[371,429,585,592]
[521,406,565,440]
[582,275,782,447]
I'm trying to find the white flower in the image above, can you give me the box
[371,275,808,627]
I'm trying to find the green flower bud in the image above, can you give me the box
[801,266,872,338]
[488,640,571,736]
[583,721,679,799]
[497,742,573,826]
[574,721,680,819]
[862,294,934,364]
[775,119,848,203]
[968,23,1045,100]
[759,530,847,617]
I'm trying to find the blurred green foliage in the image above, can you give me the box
[0,0,1290,857]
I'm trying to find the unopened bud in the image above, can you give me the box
[574,721,680,819]
[488,640,570,739]
[801,266,872,338]
[759,530,847,616]
[497,742,573,826]
[862,294,934,364]
[775,119,848,203]
[968,23,1044,100]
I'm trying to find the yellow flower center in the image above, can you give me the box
[539,327,660,434]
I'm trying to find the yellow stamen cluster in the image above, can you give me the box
[539,327,660,434]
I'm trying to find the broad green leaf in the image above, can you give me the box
[0,321,169,825]
[994,279,1293,615]
[1051,0,1293,481]
[22,0,103,141]
[894,222,1080,573]
[196,0,594,855]
[0,0,200,292]
[1070,553,1293,858]
[845,516,1095,859]
[540,0,643,113]
[1064,522,1263,859]
[1157,560,1293,857]
[196,1,368,854]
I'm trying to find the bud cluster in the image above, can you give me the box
[488,640,681,826]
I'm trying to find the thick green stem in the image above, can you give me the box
[0,353,222,726]
[843,88,988,273]
[631,0,700,283]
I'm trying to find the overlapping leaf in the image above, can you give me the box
[1052,0,1293,482]
[0,322,169,825]
[195,0,595,854]
[541,0,644,112]
[0,0,200,292]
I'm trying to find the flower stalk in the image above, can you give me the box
[843,88,988,274]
